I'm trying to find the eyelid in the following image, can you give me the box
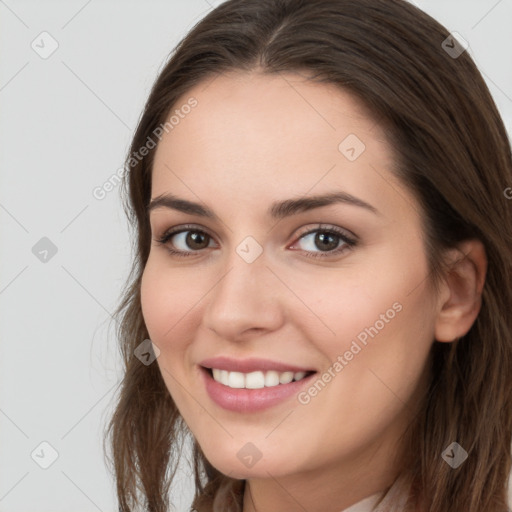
[291,223,357,242]
[287,224,356,255]
[156,223,218,244]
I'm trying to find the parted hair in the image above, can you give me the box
[105,1,512,510]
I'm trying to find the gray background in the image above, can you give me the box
[1,1,511,510]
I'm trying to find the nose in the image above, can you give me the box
[201,253,284,341]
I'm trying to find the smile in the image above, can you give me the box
[199,359,318,413]
[210,368,313,389]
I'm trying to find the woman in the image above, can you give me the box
[106,0,512,510]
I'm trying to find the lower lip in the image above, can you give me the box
[200,366,316,413]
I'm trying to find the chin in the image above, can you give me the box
[200,445,289,480]
[207,458,278,480]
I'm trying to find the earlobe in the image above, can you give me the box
[434,239,487,343]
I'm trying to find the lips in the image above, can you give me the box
[199,356,318,412]
[199,356,315,374]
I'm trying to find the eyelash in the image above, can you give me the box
[155,223,357,259]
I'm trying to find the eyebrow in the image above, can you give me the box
[147,191,379,219]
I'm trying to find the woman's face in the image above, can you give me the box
[141,71,440,482]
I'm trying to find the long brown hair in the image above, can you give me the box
[105,1,512,510]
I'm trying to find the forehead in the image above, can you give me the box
[151,71,401,215]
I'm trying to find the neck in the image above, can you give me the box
[242,433,403,512]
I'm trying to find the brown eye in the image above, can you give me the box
[289,226,358,259]
[314,232,340,251]
[185,231,210,250]
[157,227,215,256]
[295,230,346,252]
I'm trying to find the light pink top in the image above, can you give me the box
[340,476,410,512]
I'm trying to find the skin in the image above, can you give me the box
[140,71,487,512]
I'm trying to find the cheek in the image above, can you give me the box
[281,272,435,464]
[140,257,203,345]
[282,270,409,356]
[140,259,203,410]
[285,246,435,386]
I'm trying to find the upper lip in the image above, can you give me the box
[199,356,316,374]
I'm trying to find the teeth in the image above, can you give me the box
[228,371,245,388]
[212,369,231,386]
[264,370,280,387]
[294,371,306,381]
[279,371,294,384]
[210,368,310,389]
[246,371,265,389]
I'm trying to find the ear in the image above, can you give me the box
[434,239,487,343]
